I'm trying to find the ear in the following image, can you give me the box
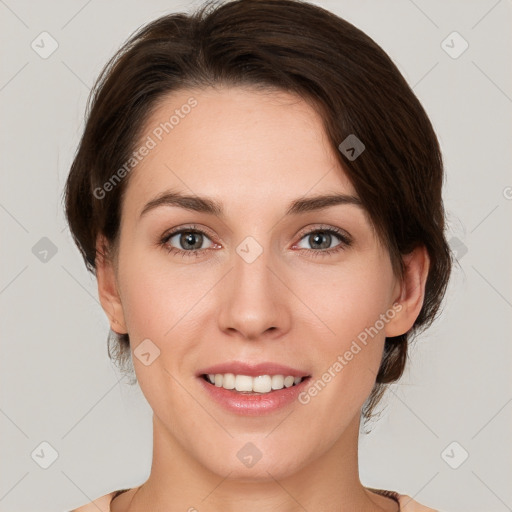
[95,235,128,335]
[385,245,430,337]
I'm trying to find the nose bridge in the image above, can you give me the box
[234,235,272,296]
[217,234,289,338]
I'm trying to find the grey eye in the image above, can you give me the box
[296,230,341,250]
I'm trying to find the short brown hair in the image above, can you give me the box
[63,0,452,426]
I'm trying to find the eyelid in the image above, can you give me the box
[161,223,217,242]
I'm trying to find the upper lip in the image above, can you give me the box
[197,361,310,378]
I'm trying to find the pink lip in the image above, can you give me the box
[197,361,310,378]
[198,375,311,416]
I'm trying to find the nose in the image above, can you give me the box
[217,241,291,341]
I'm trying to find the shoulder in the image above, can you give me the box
[366,487,439,511]
[69,491,116,512]
[397,493,439,511]
[68,488,439,512]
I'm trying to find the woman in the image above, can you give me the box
[65,0,452,510]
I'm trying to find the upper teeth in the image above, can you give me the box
[206,373,303,393]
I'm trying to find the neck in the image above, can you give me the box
[124,412,392,512]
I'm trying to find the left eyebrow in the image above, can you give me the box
[285,193,363,215]
[139,190,363,219]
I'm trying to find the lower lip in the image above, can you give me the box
[198,376,310,416]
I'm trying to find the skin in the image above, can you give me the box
[96,86,429,512]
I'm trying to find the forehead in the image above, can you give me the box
[124,86,357,216]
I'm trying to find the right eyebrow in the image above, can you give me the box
[140,191,223,219]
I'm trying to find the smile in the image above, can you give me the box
[203,373,306,394]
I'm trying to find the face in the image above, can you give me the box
[99,86,407,481]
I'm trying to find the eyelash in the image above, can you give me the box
[159,224,352,259]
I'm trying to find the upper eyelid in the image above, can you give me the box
[163,224,216,242]
[295,224,350,239]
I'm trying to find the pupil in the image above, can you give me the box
[182,232,202,250]
[311,232,330,249]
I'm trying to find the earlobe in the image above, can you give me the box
[95,235,128,334]
[385,245,430,338]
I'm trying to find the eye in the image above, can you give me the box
[294,226,352,257]
[159,224,352,259]
[160,225,216,257]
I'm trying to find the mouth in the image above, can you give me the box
[201,373,310,394]
[196,361,312,415]
[197,363,312,415]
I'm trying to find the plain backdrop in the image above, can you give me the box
[0,1,511,511]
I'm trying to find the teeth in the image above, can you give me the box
[205,373,305,393]
[283,376,294,388]
[271,375,284,389]
[235,374,253,392]
[223,373,235,389]
[253,375,271,393]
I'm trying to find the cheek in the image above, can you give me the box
[294,256,394,406]
[117,252,212,340]
[297,256,395,342]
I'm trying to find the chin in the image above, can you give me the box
[192,437,315,483]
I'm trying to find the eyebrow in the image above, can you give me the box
[139,190,363,219]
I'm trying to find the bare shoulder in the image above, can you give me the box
[69,491,116,512]
[398,493,439,511]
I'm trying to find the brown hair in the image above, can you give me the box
[63,0,452,427]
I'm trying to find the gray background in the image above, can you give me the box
[1,0,511,511]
